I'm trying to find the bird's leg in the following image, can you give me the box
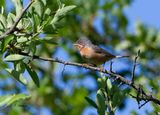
[99,64,105,72]
[82,63,96,67]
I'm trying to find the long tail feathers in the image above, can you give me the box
[115,55,130,58]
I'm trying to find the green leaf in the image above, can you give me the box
[106,78,112,90]
[85,96,97,108]
[12,0,23,16]
[7,13,16,28]
[1,35,14,52]
[4,54,25,62]
[24,63,40,87]
[17,36,28,43]
[41,0,47,6]
[15,62,25,73]
[112,91,123,108]
[38,37,58,44]
[29,41,36,56]
[97,77,106,88]
[0,0,5,8]
[0,14,6,29]
[33,13,40,32]
[0,94,31,107]
[32,0,44,18]
[43,8,51,21]
[51,5,76,26]
[96,89,106,115]
[0,58,8,70]
[5,68,27,85]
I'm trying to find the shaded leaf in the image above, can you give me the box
[5,68,27,85]
[1,35,14,52]
[85,96,97,109]
[96,89,106,115]
[24,63,40,87]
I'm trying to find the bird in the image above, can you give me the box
[74,37,128,66]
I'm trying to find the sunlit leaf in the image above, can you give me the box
[32,0,44,18]
[7,13,16,28]
[106,78,112,90]
[51,5,76,27]
[12,0,23,16]
[0,94,31,107]
[0,14,6,29]
[4,54,25,62]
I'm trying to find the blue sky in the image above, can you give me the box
[124,0,160,33]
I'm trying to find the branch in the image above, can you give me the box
[129,93,150,109]
[19,51,160,106]
[0,0,34,41]
[131,50,140,83]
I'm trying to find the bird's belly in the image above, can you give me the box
[83,55,107,65]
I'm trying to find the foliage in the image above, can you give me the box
[0,0,160,114]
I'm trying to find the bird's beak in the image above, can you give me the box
[73,43,83,50]
[73,43,79,47]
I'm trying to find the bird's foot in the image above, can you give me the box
[99,67,105,72]
[82,63,96,67]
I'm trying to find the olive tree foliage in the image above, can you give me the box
[0,0,160,114]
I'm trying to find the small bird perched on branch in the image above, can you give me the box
[74,37,128,66]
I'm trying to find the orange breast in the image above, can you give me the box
[80,47,94,58]
[79,47,109,65]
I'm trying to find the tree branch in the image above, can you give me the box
[131,49,140,83]
[19,51,160,106]
[0,0,34,41]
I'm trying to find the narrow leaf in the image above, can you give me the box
[0,94,31,107]
[85,97,97,108]
[51,5,76,25]
[7,13,16,28]
[5,68,27,85]
[96,90,106,115]
[1,35,14,52]
[0,14,6,29]
[107,78,112,90]
[12,0,23,16]
[24,63,40,87]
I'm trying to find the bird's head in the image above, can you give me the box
[74,37,92,50]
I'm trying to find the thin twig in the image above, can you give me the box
[139,100,150,109]
[0,0,34,40]
[61,64,66,76]
[129,93,150,109]
[18,51,160,106]
[110,60,113,72]
[131,50,140,83]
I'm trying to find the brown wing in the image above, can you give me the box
[92,45,115,58]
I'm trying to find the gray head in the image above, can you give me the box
[74,36,92,46]
[74,36,92,50]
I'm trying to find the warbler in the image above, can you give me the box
[74,37,128,66]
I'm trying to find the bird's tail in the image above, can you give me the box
[115,55,130,58]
